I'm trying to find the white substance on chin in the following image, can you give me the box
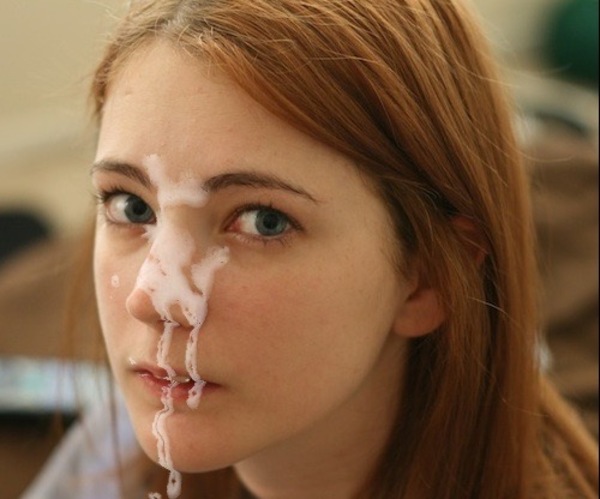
[151,386,182,499]
[136,154,229,499]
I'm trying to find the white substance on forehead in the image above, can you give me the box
[136,154,228,499]
[144,153,208,208]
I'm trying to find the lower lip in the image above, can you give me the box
[136,372,220,402]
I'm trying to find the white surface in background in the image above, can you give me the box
[0,356,110,414]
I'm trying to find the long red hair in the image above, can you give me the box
[85,1,598,497]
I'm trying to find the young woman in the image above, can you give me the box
[33,0,599,498]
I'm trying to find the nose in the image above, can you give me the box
[125,284,204,328]
[125,286,162,325]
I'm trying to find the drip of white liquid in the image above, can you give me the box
[185,246,230,409]
[149,321,181,499]
[151,387,182,499]
[138,154,228,499]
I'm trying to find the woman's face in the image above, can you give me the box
[93,41,419,474]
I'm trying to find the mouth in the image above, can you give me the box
[131,362,220,401]
[159,373,193,384]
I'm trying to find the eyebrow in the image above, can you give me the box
[92,160,151,188]
[91,159,319,203]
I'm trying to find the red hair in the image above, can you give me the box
[86,1,598,497]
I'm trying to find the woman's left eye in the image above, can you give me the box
[230,207,293,239]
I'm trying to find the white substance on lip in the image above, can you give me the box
[156,321,178,380]
[136,154,228,499]
[185,246,230,408]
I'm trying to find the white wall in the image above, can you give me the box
[472,0,564,56]
[0,1,123,234]
[0,0,123,168]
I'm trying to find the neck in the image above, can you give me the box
[234,336,405,499]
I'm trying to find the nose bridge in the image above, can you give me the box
[126,217,208,327]
[128,153,216,328]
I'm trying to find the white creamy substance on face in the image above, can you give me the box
[186,246,230,409]
[145,153,207,209]
[137,154,229,499]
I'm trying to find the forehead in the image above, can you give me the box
[98,41,344,185]
[96,41,392,215]
[95,39,403,265]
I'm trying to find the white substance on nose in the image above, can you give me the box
[137,154,228,499]
[145,153,208,208]
[185,246,230,408]
[144,224,158,243]
[135,226,197,324]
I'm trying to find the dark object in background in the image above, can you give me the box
[526,112,599,437]
[0,209,52,265]
[543,0,599,87]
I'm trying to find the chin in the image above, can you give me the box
[132,416,243,474]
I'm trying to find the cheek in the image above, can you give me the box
[93,240,141,336]
[206,259,398,384]
[211,265,328,339]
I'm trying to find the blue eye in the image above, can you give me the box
[236,208,290,237]
[104,193,155,224]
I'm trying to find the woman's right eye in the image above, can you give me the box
[103,193,155,225]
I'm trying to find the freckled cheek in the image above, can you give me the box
[205,268,333,354]
[93,244,142,323]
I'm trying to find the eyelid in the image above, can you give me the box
[227,203,302,231]
[225,203,302,246]
[95,187,156,225]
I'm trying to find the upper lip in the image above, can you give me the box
[132,361,213,384]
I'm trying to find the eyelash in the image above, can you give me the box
[227,202,302,246]
[94,187,155,227]
[94,187,302,246]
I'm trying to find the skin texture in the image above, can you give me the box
[93,41,443,499]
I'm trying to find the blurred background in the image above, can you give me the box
[0,1,597,497]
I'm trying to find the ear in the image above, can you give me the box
[391,271,445,338]
[391,215,487,338]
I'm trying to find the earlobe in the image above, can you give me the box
[392,276,446,338]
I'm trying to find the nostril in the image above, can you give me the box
[126,287,161,324]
